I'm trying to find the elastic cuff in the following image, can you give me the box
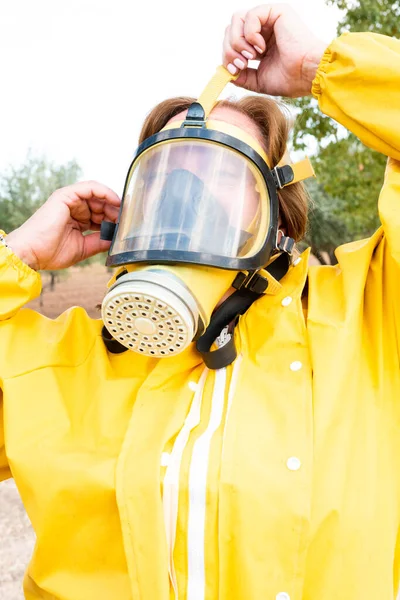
[0,243,42,292]
[311,46,333,99]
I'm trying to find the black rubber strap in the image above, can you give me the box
[196,289,260,369]
[196,253,290,370]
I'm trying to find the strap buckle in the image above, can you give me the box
[276,230,295,255]
[272,165,295,189]
[232,270,269,294]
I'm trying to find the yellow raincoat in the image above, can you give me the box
[1,32,400,600]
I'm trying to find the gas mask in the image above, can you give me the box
[100,66,315,368]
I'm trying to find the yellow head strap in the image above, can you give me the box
[197,65,316,186]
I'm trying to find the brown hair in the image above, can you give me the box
[139,96,309,242]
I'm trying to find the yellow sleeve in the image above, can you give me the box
[0,242,42,481]
[312,32,400,266]
[312,32,400,161]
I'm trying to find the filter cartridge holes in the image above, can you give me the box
[134,296,141,301]
[169,348,175,352]
[123,296,130,302]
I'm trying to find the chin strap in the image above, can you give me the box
[196,252,291,370]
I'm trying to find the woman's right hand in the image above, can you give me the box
[6,181,120,271]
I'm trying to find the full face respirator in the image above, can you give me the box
[100,66,315,369]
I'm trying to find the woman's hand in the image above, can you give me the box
[222,3,328,98]
[6,181,120,271]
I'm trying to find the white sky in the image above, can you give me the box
[0,0,341,196]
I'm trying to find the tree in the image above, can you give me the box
[0,152,82,232]
[301,178,349,265]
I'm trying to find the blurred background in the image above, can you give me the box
[0,0,398,597]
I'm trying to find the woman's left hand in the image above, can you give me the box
[222,3,328,98]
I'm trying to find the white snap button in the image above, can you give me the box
[161,452,171,467]
[293,257,302,266]
[281,296,292,307]
[286,457,301,471]
[188,381,198,392]
[276,593,291,600]
[290,361,302,372]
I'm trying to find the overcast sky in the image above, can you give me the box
[0,0,342,196]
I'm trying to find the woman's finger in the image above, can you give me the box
[223,27,247,75]
[87,199,120,223]
[229,12,257,60]
[60,181,121,209]
[81,231,112,261]
[242,5,280,53]
[232,66,260,93]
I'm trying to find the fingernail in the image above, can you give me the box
[233,58,245,70]
[254,45,263,54]
[227,63,238,75]
[242,50,254,60]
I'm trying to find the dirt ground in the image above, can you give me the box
[0,264,110,599]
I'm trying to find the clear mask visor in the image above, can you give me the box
[111,139,270,259]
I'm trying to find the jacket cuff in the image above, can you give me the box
[0,242,42,319]
[311,45,333,99]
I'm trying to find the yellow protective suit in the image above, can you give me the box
[1,32,400,600]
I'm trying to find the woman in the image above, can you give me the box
[1,4,400,599]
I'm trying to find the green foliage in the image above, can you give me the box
[301,179,348,264]
[313,134,386,237]
[327,0,400,36]
[0,152,82,232]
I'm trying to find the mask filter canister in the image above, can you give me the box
[101,269,205,357]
